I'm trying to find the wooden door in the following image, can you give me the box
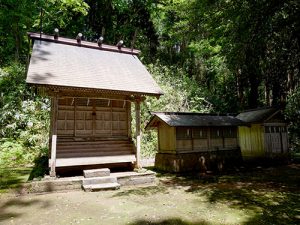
[57,98,75,136]
[111,100,128,137]
[57,98,128,138]
[75,98,93,136]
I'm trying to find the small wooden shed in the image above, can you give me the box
[145,112,245,172]
[26,33,163,176]
[237,108,289,160]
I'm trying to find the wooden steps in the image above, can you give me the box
[55,155,135,167]
[82,168,120,192]
[83,168,110,178]
[51,139,136,167]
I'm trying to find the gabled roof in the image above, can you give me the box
[145,112,245,130]
[236,107,283,123]
[26,33,163,97]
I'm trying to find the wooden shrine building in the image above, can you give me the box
[237,107,289,161]
[145,112,245,172]
[26,32,163,176]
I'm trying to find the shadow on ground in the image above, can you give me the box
[155,164,300,225]
[156,164,300,191]
[28,155,48,180]
[129,218,211,225]
[198,184,300,224]
[0,198,51,223]
[113,185,169,197]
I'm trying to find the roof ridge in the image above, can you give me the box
[28,32,140,55]
[239,106,279,113]
[151,111,237,116]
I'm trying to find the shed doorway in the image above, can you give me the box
[56,98,130,139]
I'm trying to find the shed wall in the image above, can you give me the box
[264,124,289,154]
[239,124,265,158]
[239,123,289,160]
[175,127,239,152]
[158,123,176,152]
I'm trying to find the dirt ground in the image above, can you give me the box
[0,164,299,225]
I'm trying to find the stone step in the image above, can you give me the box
[82,176,117,185]
[82,183,120,192]
[83,168,110,178]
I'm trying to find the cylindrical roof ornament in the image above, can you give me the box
[76,33,83,44]
[116,40,124,50]
[54,28,59,40]
[97,36,104,47]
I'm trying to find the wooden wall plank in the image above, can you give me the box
[158,124,176,152]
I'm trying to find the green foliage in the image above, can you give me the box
[0,63,49,167]
[0,0,39,63]
[0,167,32,193]
[145,62,212,113]
[285,87,300,152]
[0,0,89,63]
[33,0,89,37]
[139,62,213,158]
[83,0,158,57]
[0,140,25,167]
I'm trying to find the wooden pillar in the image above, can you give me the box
[135,99,141,168]
[127,101,132,138]
[50,95,58,177]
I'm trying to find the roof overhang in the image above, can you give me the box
[145,112,246,130]
[26,33,163,98]
[237,107,285,124]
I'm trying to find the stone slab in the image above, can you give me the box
[20,170,156,194]
[21,178,82,193]
[83,183,120,192]
[117,175,156,186]
[83,168,110,178]
[82,176,117,185]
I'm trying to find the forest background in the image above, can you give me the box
[0,0,299,167]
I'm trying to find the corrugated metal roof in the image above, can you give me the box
[236,108,280,123]
[26,38,163,96]
[146,112,245,129]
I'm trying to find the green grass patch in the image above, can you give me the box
[0,167,32,193]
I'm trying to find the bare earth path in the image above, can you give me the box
[0,186,250,225]
[0,164,299,225]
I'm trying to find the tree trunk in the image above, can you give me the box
[13,22,20,62]
[249,74,259,108]
[236,68,244,106]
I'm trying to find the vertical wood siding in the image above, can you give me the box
[170,127,239,153]
[239,124,265,157]
[158,123,176,152]
[57,98,129,138]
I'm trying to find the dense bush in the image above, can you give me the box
[0,64,49,167]
[138,62,213,158]
[285,87,300,153]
